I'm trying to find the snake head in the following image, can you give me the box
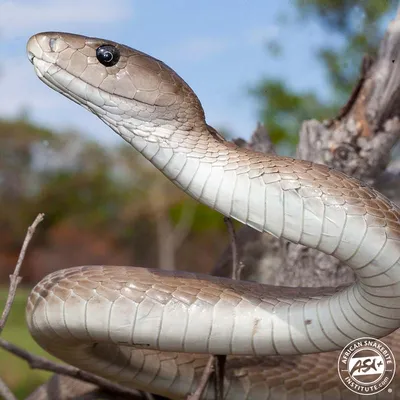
[27,32,207,142]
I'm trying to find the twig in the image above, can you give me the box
[0,376,17,400]
[0,213,45,335]
[223,217,243,280]
[218,216,243,400]
[190,216,243,400]
[214,355,226,400]
[186,356,215,400]
[0,214,45,400]
[0,338,141,399]
[188,217,241,400]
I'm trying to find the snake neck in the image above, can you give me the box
[113,118,235,185]
[116,119,400,313]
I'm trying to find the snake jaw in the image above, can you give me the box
[27,51,35,64]
[26,35,42,63]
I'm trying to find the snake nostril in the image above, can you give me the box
[49,38,56,52]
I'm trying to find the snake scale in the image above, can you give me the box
[25,32,400,399]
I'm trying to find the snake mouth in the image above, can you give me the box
[26,41,163,146]
[26,35,196,141]
[27,36,39,65]
[27,51,35,64]
[27,33,166,115]
[26,33,124,123]
[26,34,47,65]
[26,31,194,117]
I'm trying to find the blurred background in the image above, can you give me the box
[0,0,397,397]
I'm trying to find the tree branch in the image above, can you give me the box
[0,213,44,335]
[186,356,215,400]
[0,214,45,400]
[214,354,226,400]
[0,338,142,399]
[224,217,242,280]
[186,215,241,400]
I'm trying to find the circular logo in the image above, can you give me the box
[338,337,396,395]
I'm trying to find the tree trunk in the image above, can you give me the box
[214,10,400,288]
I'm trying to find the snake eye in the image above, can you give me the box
[96,45,120,67]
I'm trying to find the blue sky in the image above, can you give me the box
[0,0,341,144]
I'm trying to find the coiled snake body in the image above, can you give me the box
[26,32,400,399]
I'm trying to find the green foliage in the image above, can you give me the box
[250,1,396,151]
[300,0,395,98]
[35,167,126,228]
[0,119,58,244]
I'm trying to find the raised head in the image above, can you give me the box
[27,32,207,144]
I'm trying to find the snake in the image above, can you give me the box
[25,32,400,399]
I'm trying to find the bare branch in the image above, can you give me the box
[0,214,45,400]
[0,338,141,399]
[192,216,242,400]
[186,356,215,400]
[0,213,45,335]
[214,216,243,400]
[214,355,226,400]
[224,217,242,280]
[185,216,240,400]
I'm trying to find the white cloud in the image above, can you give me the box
[0,0,133,39]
